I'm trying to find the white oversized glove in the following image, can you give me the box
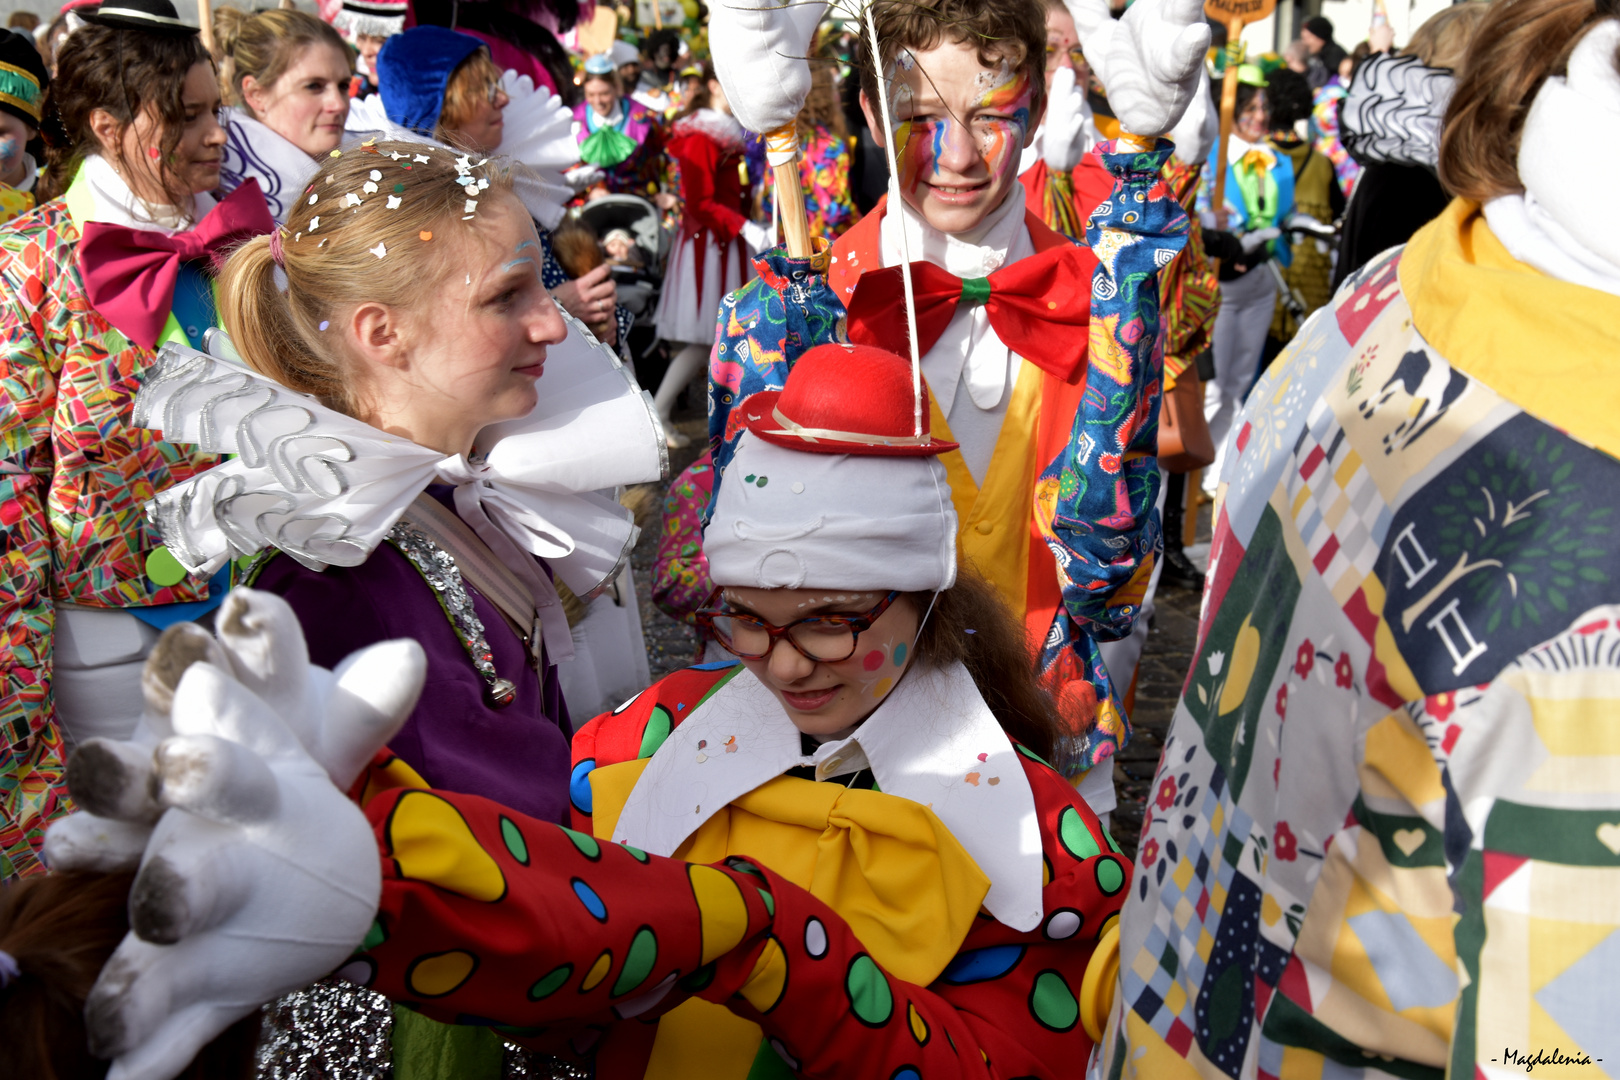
[564,163,606,191]
[43,589,425,1080]
[709,0,827,158]
[1067,0,1211,140]
[1239,226,1281,252]
[741,219,777,254]
[1042,65,1094,172]
[1167,67,1219,165]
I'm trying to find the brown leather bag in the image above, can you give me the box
[1157,373,1215,473]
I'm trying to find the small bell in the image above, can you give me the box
[485,677,518,709]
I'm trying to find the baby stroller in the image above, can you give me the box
[576,194,668,383]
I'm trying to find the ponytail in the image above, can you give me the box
[211,5,250,101]
[217,234,350,409]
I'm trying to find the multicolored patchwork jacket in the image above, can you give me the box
[758,125,860,241]
[705,141,1188,775]
[351,662,1132,1078]
[1105,199,1620,1080]
[0,189,223,879]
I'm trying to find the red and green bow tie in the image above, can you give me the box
[844,242,1093,382]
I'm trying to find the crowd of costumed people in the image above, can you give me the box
[0,0,1618,1078]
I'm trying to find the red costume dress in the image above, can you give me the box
[653,109,755,346]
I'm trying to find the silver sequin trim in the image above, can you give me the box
[386,519,502,689]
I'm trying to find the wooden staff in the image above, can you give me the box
[771,158,814,258]
[1192,0,1274,518]
[197,0,214,52]
[1208,18,1243,219]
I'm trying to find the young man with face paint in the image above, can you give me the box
[707,0,1212,824]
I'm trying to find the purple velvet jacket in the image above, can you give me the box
[252,493,573,824]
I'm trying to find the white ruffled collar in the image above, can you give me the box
[220,107,321,224]
[135,312,666,658]
[82,152,214,233]
[585,102,625,131]
[672,108,745,153]
[1486,20,1620,298]
[878,183,1033,415]
[612,660,1046,932]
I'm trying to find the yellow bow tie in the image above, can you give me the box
[1239,147,1275,173]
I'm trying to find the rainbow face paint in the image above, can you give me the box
[888,54,1033,214]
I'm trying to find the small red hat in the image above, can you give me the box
[738,342,959,457]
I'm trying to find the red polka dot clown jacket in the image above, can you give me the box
[354,661,1133,1079]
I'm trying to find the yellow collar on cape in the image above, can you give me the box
[1401,198,1620,460]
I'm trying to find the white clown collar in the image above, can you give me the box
[611,660,1047,932]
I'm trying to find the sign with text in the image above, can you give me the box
[1204,0,1276,26]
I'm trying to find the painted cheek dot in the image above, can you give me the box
[892,643,907,666]
[862,649,885,671]
[872,677,893,698]
[318,321,330,331]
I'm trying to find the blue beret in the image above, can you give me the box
[378,26,485,135]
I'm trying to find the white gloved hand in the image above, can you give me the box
[1042,65,1093,172]
[43,589,425,1080]
[564,164,605,192]
[1239,226,1281,252]
[1067,0,1211,139]
[1167,68,1218,165]
[709,0,828,143]
[741,219,778,254]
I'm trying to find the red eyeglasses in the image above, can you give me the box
[694,588,901,662]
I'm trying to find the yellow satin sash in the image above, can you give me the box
[929,361,1044,625]
[590,758,991,1080]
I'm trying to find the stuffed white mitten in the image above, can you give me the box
[1167,68,1219,165]
[43,589,425,1080]
[709,0,828,158]
[1043,65,1093,172]
[1067,0,1211,140]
